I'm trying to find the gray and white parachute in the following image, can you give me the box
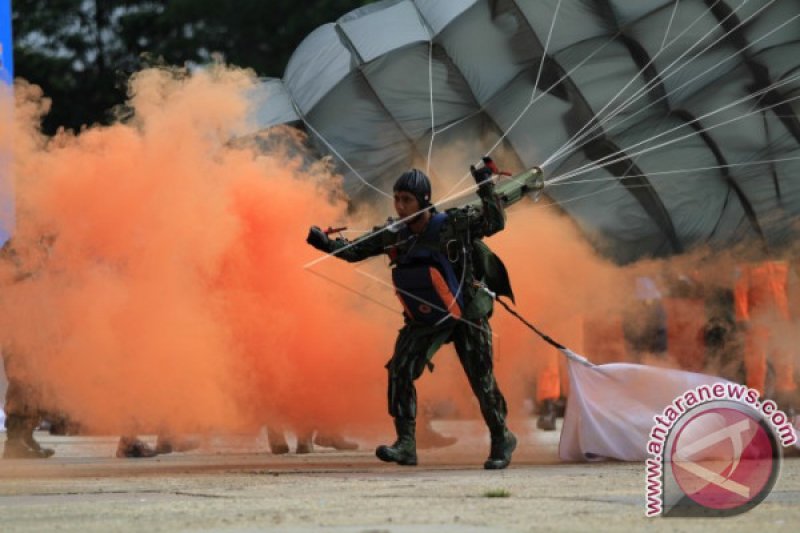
[250,0,800,263]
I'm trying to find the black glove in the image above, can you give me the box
[306,226,331,252]
[470,156,496,186]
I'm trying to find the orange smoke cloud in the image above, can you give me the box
[0,66,391,437]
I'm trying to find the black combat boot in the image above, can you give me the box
[3,416,54,459]
[376,418,417,466]
[536,399,558,431]
[483,428,517,470]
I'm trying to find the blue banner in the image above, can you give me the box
[1,0,12,244]
[0,0,11,84]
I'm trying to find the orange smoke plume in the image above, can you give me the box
[0,66,390,437]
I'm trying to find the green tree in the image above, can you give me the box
[13,0,376,134]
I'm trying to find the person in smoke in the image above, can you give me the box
[622,276,668,362]
[735,260,797,412]
[306,160,516,469]
[0,240,55,459]
[2,350,55,459]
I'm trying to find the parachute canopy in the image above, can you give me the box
[252,0,800,263]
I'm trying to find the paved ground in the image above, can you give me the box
[0,420,798,532]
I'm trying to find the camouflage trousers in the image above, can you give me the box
[385,317,508,435]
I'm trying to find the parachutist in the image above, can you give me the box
[307,164,518,470]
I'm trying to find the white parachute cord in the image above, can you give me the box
[550,94,800,186]
[545,155,800,187]
[543,0,734,167]
[354,267,493,336]
[426,39,436,177]
[544,8,800,174]
[484,0,563,156]
[541,0,764,166]
[303,119,393,200]
[545,0,774,169]
[303,1,787,270]
[548,69,800,183]
[431,26,624,205]
[434,26,623,142]
[303,50,798,271]
[305,267,404,317]
[549,92,800,185]
[546,4,794,174]
[544,0,752,168]
[505,182,632,218]
[528,153,798,209]
[439,0,564,202]
[660,0,682,52]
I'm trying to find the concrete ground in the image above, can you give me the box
[0,420,798,532]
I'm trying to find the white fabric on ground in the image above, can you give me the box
[559,354,727,461]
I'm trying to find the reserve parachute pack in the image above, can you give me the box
[391,212,463,325]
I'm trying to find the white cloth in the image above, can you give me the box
[559,354,726,461]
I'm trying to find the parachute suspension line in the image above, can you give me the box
[542,0,780,172]
[431,29,622,204]
[513,187,615,214]
[544,156,800,187]
[302,119,393,200]
[545,0,762,169]
[543,0,777,170]
[550,92,800,186]
[543,0,735,168]
[303,4,788,271]
[484,0,563,157]
[426,40,436,177]
[548,66,800,185]
[548,92,800,186]
[548,8,795,177]
[353,267,494,337]
[305,267,403,317]
[303,23,797,273]
[544,9,800,175]
[549,70,800,183]
[434,31,618,207]
[435,26,623,142]
[433,26,624,205]
[439,0,564,202]
[661,0,681,52]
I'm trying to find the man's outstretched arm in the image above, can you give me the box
[306,225,386,262]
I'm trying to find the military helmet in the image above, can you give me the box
[393,169,431,209]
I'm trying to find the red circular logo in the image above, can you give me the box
[670,407,776,511]
[418,304,432,314]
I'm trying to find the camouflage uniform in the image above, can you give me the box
[323,181,513,465]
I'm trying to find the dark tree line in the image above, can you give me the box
[12,0,375,134]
